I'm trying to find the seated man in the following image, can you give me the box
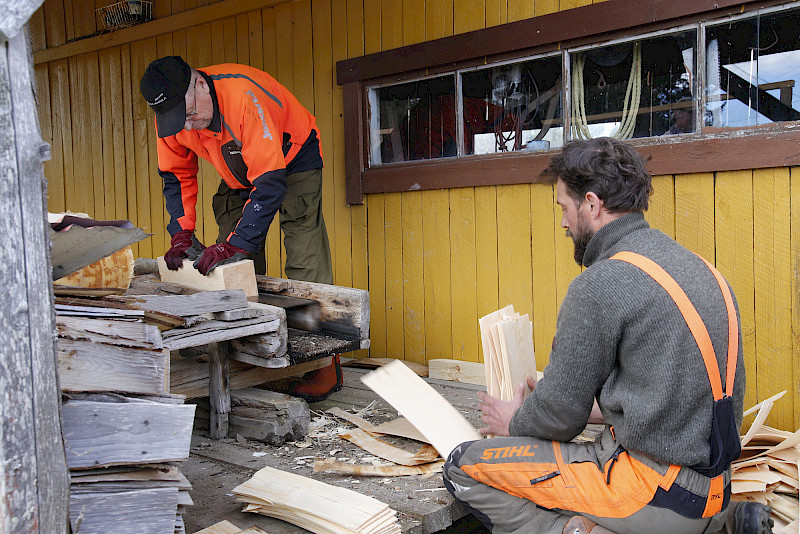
[443,137,772,534]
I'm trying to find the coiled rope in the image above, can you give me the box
[571,42,642,140]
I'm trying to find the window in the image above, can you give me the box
[705,6,800,129]
[340,0,800,201]
[570,29,697,139]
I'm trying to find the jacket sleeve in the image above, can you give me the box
[225,93,289,251]
[157,133,199,236]
[509,276,618,441]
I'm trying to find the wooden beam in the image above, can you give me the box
[33,0,292,65]
[1,27,69,532]
[208,341,231,439]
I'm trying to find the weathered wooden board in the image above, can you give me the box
[69,487,179,534]
[256,275,370,340]
[1,26,69,533]
[161,316,282,351]
[57,315,163,349]
[123,289,250,317]
[158,257,258,299]
[57,338,169,395]
[62,399,195,469]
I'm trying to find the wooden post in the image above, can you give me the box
[208,341,231,439]
[0,16,69,534]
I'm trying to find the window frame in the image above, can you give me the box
[337,0,800,204]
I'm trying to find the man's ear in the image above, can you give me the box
[584,191,603,220]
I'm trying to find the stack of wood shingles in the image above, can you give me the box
[478,305,538,401]
[55,288,282,534]
[732,391,800,533]
[234,465,401,534]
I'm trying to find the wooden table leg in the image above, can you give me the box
[207,341,231,439]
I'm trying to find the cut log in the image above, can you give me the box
[361,360,482,459]
[158,257,258,299]
[55,245,134,290]
[62,398,195,469]
[233,465,400,534]
[57,338,169,396]
[428,359,486,385]
[194,387,310,445]
[256,275,369,341]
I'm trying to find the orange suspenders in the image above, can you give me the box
[611,252,739,517]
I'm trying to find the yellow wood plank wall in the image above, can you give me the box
[31,0,799,430]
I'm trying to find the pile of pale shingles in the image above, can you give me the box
[54,286,284,534]
[732,390,799,533]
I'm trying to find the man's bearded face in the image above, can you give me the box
[566,208,594,265]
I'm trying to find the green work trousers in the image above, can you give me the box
[212,168,333,284]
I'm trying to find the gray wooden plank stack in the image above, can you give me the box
[55,288,289,532]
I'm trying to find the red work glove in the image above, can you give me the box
[164,230,206,270]
[193,241,250,275]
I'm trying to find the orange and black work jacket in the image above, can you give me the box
[156,64,323,252]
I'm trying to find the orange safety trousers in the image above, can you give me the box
[448,252,738,531]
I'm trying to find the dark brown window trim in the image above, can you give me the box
[337,0,795,204]
[361,126,800,194]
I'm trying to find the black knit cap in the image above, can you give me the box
[140,56,192,138]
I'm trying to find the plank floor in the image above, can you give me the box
[182,364,488,534]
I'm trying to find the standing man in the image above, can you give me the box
[443,138,773,534]
[140,56,340,401]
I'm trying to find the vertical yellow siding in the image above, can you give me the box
[31,0,800,430]
[715,171,756,420]
[423,190,453,360]
[752,168,793,429]
[531,183,558,371]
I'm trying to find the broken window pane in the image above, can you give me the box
[461,55,564,155]
[570,30,697,139]
[368,75,457,165]
[705,7,800,129]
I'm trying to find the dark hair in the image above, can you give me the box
[540,137,653,213]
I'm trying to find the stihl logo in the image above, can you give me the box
[481,445,537,460]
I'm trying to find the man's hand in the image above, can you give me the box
[164,230,206,270]
[193,241,249,275]
[478,376,537,436]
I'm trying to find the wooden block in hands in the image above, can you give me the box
[157,257,258,299]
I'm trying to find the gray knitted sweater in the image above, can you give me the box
[509,212,745,468]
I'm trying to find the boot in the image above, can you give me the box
[562,516,617,534]
[288,355,343,403]
[715,501,774,534]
